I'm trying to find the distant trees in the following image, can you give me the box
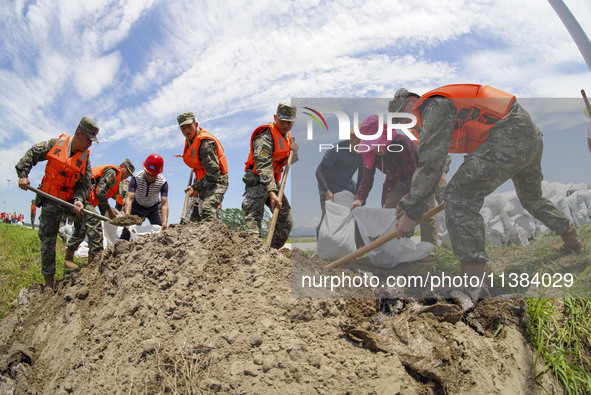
[218,208,271,236]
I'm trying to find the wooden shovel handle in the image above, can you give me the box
[325,203,444,269]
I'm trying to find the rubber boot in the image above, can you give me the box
[63,249,80,271]
[43,274,55,294]
[554,224,583,252]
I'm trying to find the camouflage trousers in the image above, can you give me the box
[189,183,228,223]
[242,183,292,249]
[384,182,438,245]
[66,201,104,253]
[38,199,78,275]
[444,114,571,262]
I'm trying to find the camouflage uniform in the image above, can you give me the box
[435,154,451,204]
[15,138,92,275]
[66,167,120,253]
[242,128,295,248]
[177,112,228,222]
[188,138,229,222]
[398,96,572,262]
[115,179,129,211]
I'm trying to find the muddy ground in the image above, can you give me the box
[0,221,563,394]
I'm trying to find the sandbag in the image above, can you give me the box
[102,222,161,248]
[352,207,434,269]
[316,192,357,261]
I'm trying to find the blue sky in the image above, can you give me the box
[1,0,591,231]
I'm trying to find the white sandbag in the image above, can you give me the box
[74,241,89,258]
[440,180,591,247]
[332,190,355,208]
[59,224,73,242]
[316,197,357,261]
[129,224,162,240]
[353,207,434,269]
[102,222,162,248]
[482,194,505,218]
[512,214,536,238]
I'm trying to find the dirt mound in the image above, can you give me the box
[0,222,562,394]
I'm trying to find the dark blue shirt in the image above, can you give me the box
[316,140,364,195]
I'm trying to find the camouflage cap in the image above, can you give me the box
[177,112,196,127]
[121,158,135,174]
[276,102,296,122]
[77,116,99,143]
[388,88,420,112]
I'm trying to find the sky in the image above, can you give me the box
[1,0,591,234]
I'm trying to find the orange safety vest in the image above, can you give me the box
[39,134,89,201]
[116,179,129,206]
[182,129,229,181]
[244,122,291,183]
[87,165,122,207]
[413,84,516,154]
[30,203,36,214]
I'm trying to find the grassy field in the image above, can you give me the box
[0,223,87,318]
[0,222,590,392]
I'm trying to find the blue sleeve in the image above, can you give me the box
[128,176,137,193]
[320,146,338,168]
[160,181,169,197]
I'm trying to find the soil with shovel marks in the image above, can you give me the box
[108,214,145,226]
[0,221,563,394]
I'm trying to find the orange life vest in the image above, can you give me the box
[39,134,89,201]
[413,84,516,154]
[182,129,229,181]
[116,179,129,206]
[87,165,122,207]
[244,122,291,183]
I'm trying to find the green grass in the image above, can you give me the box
[527,298,591,394]
[429,225,591,393]
[0,223,86,318]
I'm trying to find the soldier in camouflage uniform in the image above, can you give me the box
[242,102,299,249]
[114,179,130,211]
[64,159,135,268]
[15,117,98,292]
[177,112,229,222]
[390,85,582,277]
[435,154,451,204]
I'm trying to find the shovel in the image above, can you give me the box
[266,151,293,246]
[325,202,445,269]
[181,169,194,221]
[27,185,144,225]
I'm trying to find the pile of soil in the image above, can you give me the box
[0,221,562,393]
[109,215,144,226]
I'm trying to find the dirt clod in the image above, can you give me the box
[109,214,144,226]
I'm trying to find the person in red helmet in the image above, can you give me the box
[120,153,169,241]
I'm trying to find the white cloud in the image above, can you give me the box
[2,0,591,217]
[74,51,122,100]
